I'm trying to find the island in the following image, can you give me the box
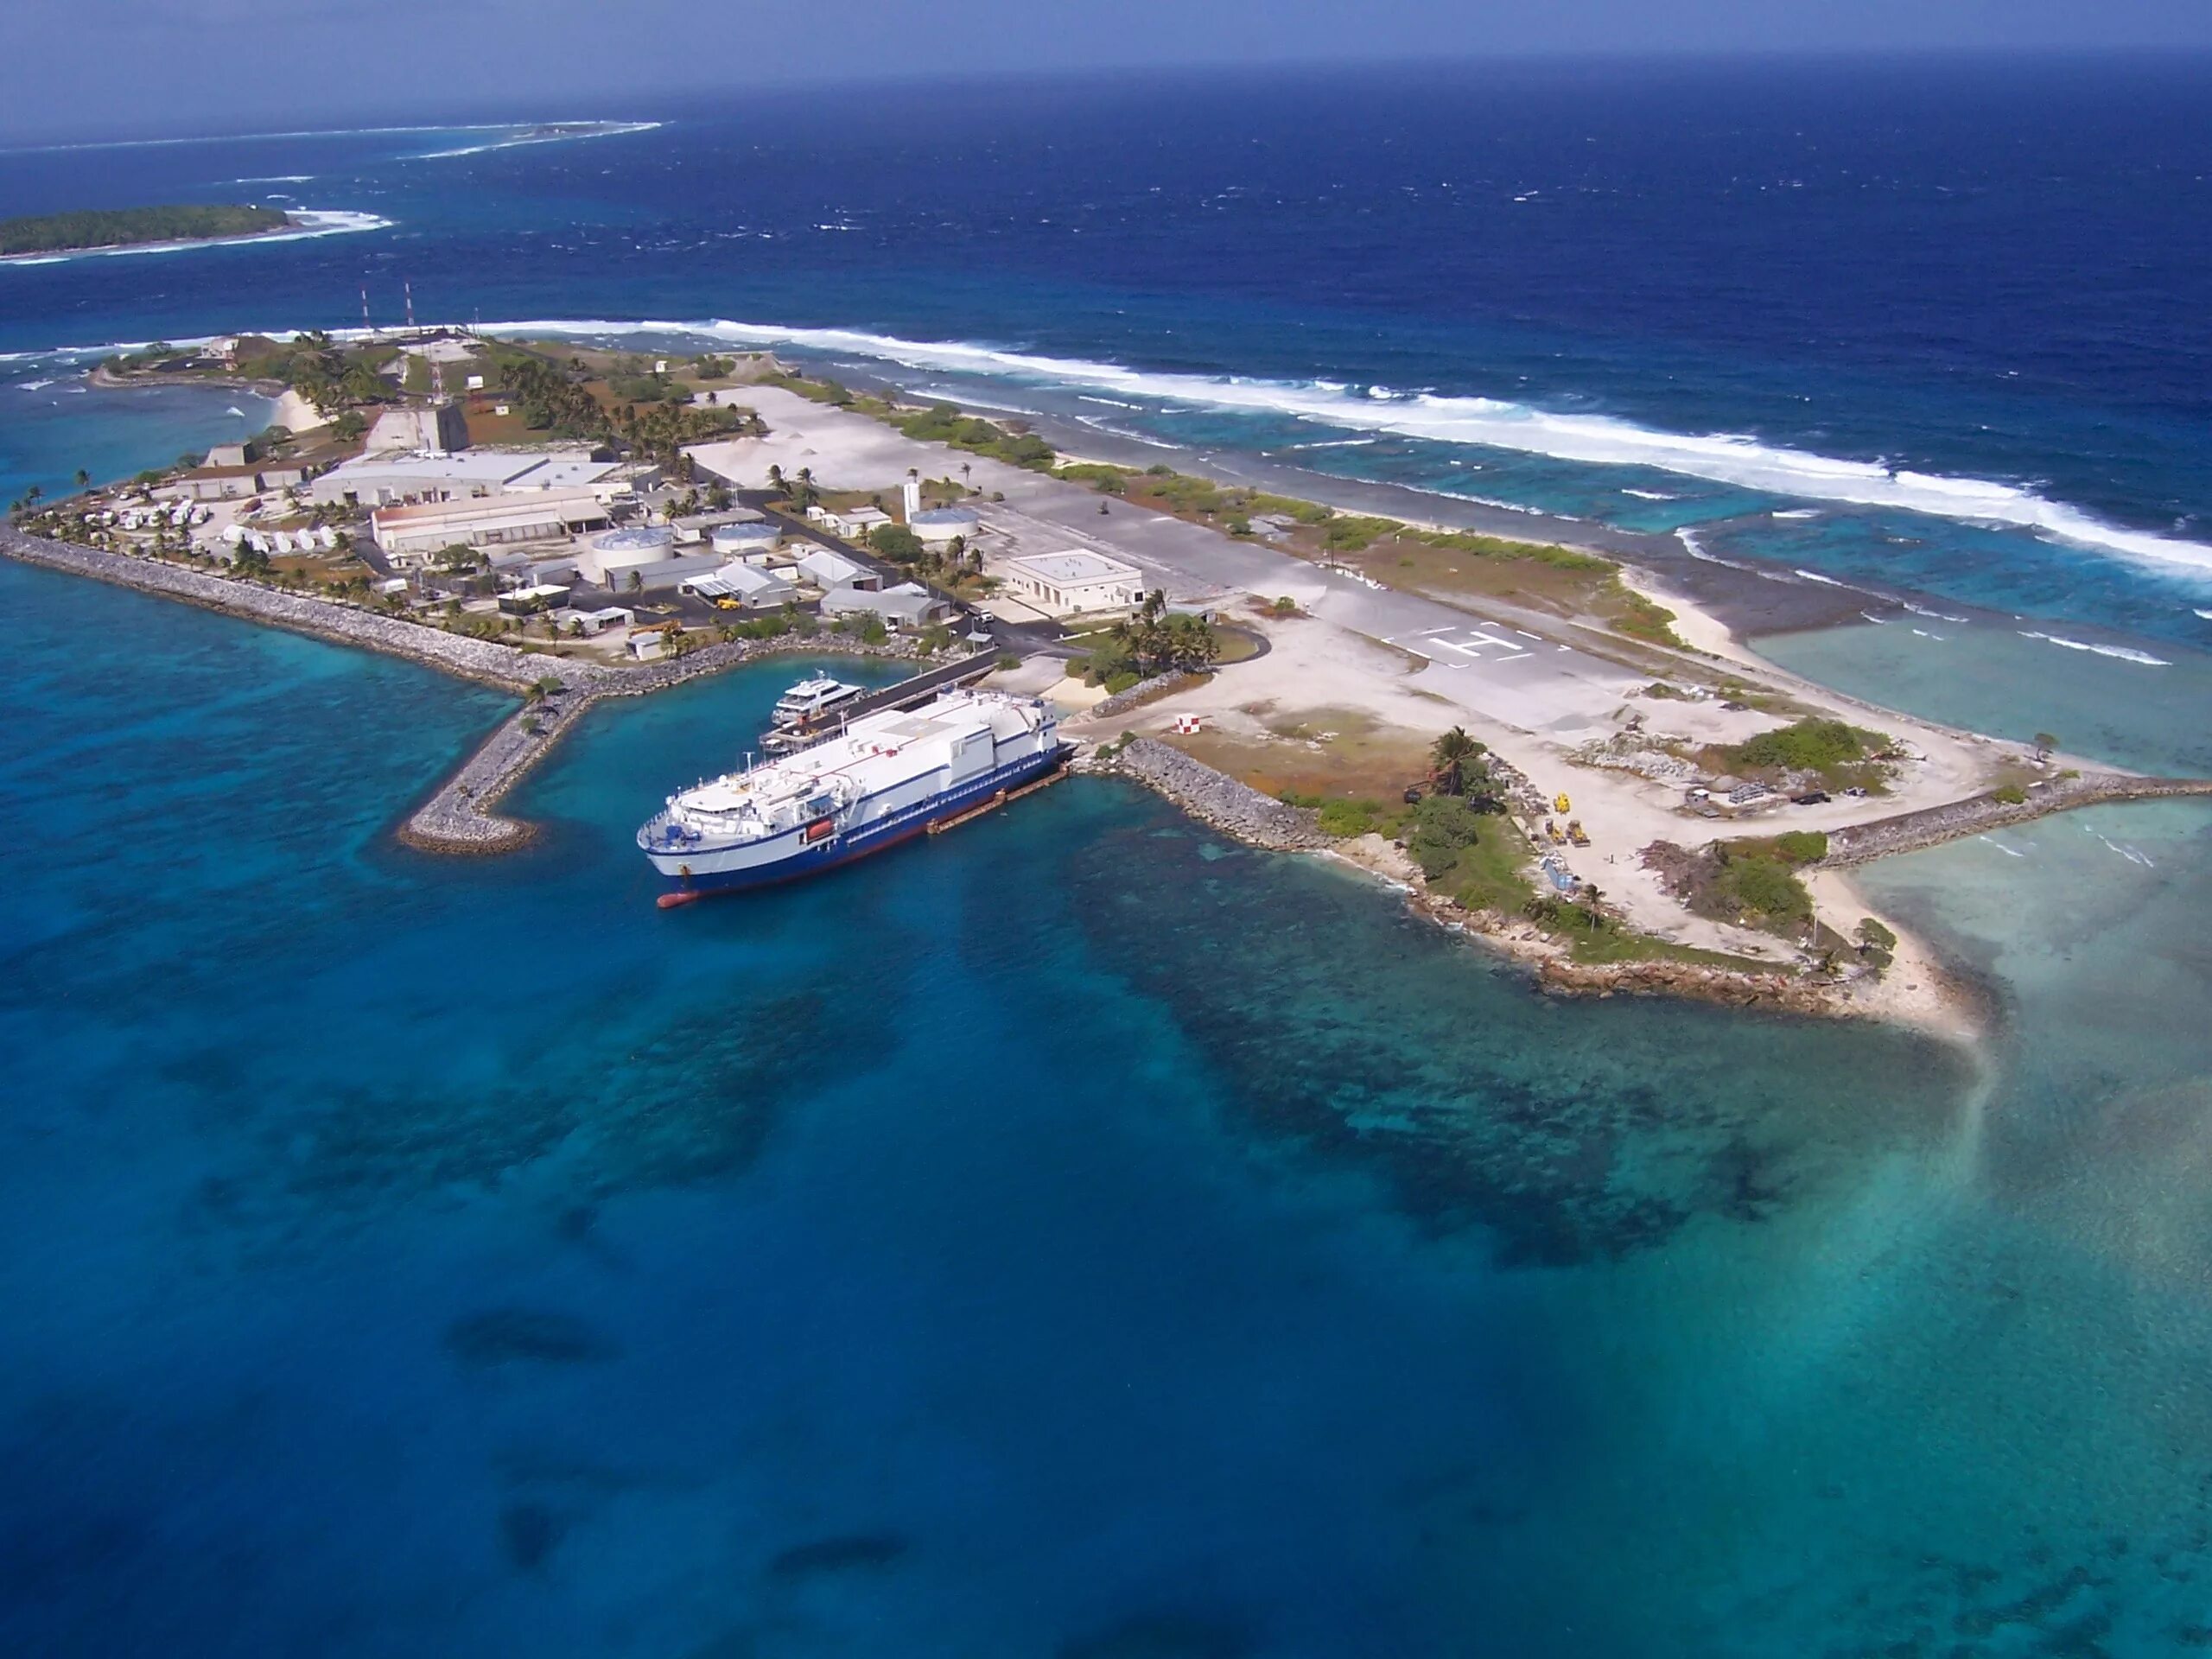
[0,203,289,257]
[12,321,2208,1039]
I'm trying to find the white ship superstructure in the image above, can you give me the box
[638,689,1063,896]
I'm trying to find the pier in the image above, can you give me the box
[402,651,1010,855]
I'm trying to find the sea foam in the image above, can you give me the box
[477,316,2212,582]
[2018,630,2171,667]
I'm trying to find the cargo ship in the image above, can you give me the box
[638,689,1064,898]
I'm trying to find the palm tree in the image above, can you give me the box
[1429,726,1482,795]
[1578,884,1606,931]
[73,468,91,489]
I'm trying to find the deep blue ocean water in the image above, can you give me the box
[5,58,2212,638]
[14,556,2212,1658]
[9,62,2212,1656]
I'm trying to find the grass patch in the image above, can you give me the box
[1597,576,1689,649]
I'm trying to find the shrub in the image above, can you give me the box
[1773,830,1828,865]
[1405,793,1482,880]
[1729,718,1889,775]
[870,524,924,562]
[1719,855,1813,925]
[1993,783,2028,805]
[1856,917,1897,953]
[1103,671,1140,695]
[1273,597,1298,616]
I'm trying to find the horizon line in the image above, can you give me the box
[4,45,2211,150]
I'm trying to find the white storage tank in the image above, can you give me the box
[709,521,782,560]
[589,524,679,587]
[910,505,981,545]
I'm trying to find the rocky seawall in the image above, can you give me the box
[398,690,593,854]
[1821,771,2212,866]
[1096,738,1325,850]
[1,528,575,692]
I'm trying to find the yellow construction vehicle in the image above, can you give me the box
[1554,791,1572,814]
[1567,819,1591,847]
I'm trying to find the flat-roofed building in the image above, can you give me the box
[821,580,954,632]
[497,583,572,615]
[179,463,270,502]
[822,505,893,540]
[364,402,469,456]
[670,507,767,543]
[310,448,620,508]
[1000,550,1146,617]
[680,562,798,607]
[371,488,612,565]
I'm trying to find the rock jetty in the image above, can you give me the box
[1,527,573,692]
[1100,738,1325,850]
[1821,771,2212,866]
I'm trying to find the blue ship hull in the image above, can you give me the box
[656,747,1065,897]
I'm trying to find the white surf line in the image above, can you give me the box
[0,209,389,269]
[470,315,2212,582]
[2018,630,2171,667]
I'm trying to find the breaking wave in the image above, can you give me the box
[2018,630,2171,666]
[475,316,2212,582]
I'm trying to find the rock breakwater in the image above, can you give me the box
[1821,772,2212,866]
[1100,738,1325,850]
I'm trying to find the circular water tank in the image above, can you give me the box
[710,521,782,555]
[909,506,981,543]
[593,524,675,555]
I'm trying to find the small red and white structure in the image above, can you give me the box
[1170,714,1205,735]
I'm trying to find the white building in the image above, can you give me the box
[821,505,892,540]
[370,489,613,564]
[561,605,635,637]
[680,562,798,607]
[1000,550,1146,617]
[821,581,954,632]
[794,548,877,591]
[310,448,622,509]
[363,403,469,456]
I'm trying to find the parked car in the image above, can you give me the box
[1792,791,1831,805]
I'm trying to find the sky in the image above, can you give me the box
[4,0,2212,143]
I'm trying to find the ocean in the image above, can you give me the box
[6,60,2212,1656]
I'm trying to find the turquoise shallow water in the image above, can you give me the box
[11,558,2212,1655]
